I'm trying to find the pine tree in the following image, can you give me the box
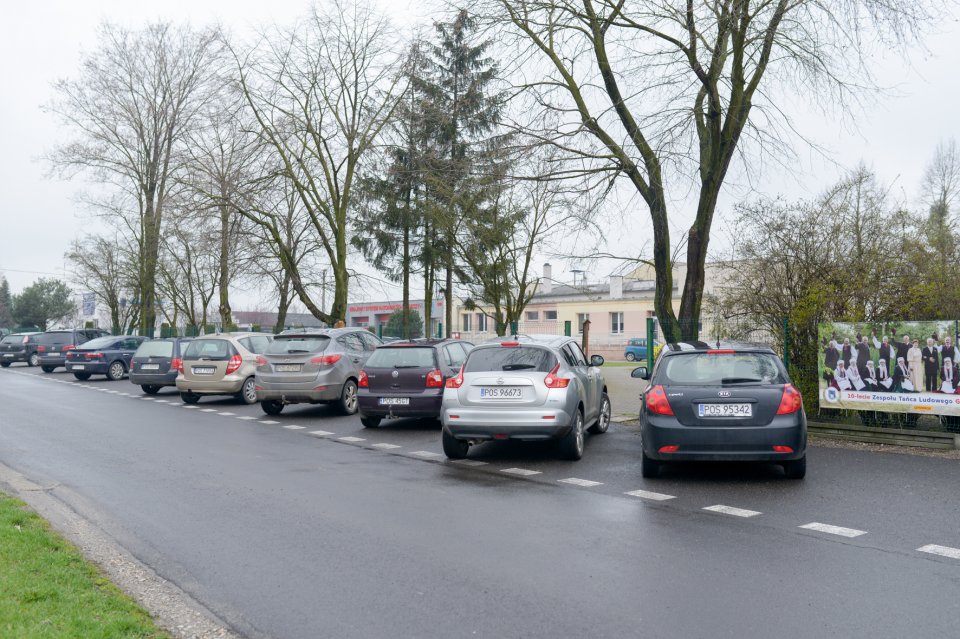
[0,276,13,328]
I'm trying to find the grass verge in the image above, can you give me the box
[0,493,170,638]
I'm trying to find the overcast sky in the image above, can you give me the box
[1,1,958,309]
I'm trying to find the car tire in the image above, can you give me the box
[641,449,660,478]
[442,429,469,459]
[360,415,381,428]
[588,392,611,434]
[141,385,161,395]
[41,366,56,373]
[107,361,126,381]
[339,379,359,415]
[262,400,284,416]
[180,392,201,404]
[28,353,40,367]
[782,455,807,480]
[0,362,9,368]
[73,372,91,381]
[625,352,636,362]
[237,377,257,405]
[559,408,585,461]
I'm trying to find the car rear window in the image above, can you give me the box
[266,336,330,355]
[1,335,23,345]
[366,347,437,369]
[37,332,72,345]
[658,352,787,386]
[80,336,119,350]
[183,339,234,361]
[135,340,174,358]
[464,346,557,373]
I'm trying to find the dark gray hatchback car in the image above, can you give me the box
[634,342,807,479]
[0,332,41,367]
[37,328,112,372]
[129,337,194,394]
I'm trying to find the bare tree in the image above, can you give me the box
[476,0,944,340]
[66,233,140,333]
[47,22,222,336]
[233,0,403,325]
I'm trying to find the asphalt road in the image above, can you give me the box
[1,365,959,638]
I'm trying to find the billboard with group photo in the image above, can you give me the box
[818,320,960,416]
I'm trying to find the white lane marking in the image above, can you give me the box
[558,477,603,487]
[799,522,867,538]
[183,405,198,409]
[236,416,258,420]
[153,400,169,403]
[338,436,365,443]
[624,489,676,501]
[200,409,217,413]
[410,450,444,459]
[918,544,960,560]
[260,420,280,425]
[704,505,762,518]
[450,459,487,466]
[371,443,402,449]
[282,425,306,430]
[217,412,236,416]
[308,430,334,437]
[501,467,541,476]
[140,397,154,400]
[120,393,133,397]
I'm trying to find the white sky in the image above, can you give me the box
[1,1,958,309]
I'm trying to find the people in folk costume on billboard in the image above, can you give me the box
[895,334,912,369]
[872,332,894,370]
[938,336,957,369]
[855,336,871,377]
[877,359,893,390]
[893,356,913,392]
[907,339,924,392]
[841,338,853,368]
[863,360,879,391]
[846,360,866,391]
[823,340,840,382]
[832,360,852,391]
[942,357,960,394]
[922,337,940,392]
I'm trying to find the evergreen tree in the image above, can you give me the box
[0,276,13,328]
[12,279,76,331]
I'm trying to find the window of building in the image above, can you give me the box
[577,313,590,334]
[544,310,558,321]
[477,313,488,332]
[462,314,472,332]
[611,312,624,335]
[526,311,539,321]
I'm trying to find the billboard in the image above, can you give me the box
[819,321,960,416]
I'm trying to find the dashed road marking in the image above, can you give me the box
[799,522,867,538]
[558,477,603,487]
[918,544,960,560]
[624,489,676,501]
[200,409,217,413]
[282,425,305,430]
[217,412,236,416]
[183,405,198,409]
[501,468,541,476]
[260,420,280,425]
[153,400,169,403]
[704,505,762,518]
[308,430,334,437]
[450,459,487,467]
[236,416,258,420]
[339,436,365,443]
[410,450,444,459]
[371,443,402,449]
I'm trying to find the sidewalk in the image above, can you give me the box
[603,365,646,421]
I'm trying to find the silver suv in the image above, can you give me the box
[255,328,382,415]
[441,335,611,460]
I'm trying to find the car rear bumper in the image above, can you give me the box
[256,381,343,403]
[442,407,575,441]
[177,377,245,395]
[358,394,442,418]
[129,372,177,386]
[66,362,109,374]
[38,356,66,368]
[1,352,28,362]
[641,413,807,461]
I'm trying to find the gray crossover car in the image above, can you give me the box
[255,328,382,415]
[441,335,611,460]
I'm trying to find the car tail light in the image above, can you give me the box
[544,362,570,388]
[21,336,28,344]
[64,345,76,352]
[706,349,735,354]
[659,445,680,453]
[500,341,520,347]
[358,370,369,387]
[85,352,104,360]
[646,385,675,415]
[225,354,242,375]
[172,358,183,374]
[310,354,342,366]
[776,384,803,415]
[773,445,794,453]
[37,345,46,353]
[445,366,464,388]
[426,369,443,388]
[256,356,269,367]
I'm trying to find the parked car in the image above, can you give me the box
[357,338,473,428]
[632,342,807,479]
[255,328,382,415]
[624,337,655,362]
[440,335,611,461]
[65,335,148,380]
[176,333,273,404]
[129,337,194,394]
[36,328,112,372]
[0,332,41,367]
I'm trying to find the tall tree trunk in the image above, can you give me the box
[275,272,292,333]
[218,196,232,329]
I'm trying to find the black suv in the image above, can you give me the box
[0,332,42,367]
[36,328,112,372]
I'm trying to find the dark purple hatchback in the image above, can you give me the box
[357,339,472,428]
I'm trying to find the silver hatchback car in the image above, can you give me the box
[441,335,611,460]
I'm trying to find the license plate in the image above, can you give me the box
[276,364,302,372]
[73,364,85,370]
[479,387,523,399]
[2,353,12,357]
[192,367,216,375]
[142,364,160,370]
[378,397,410,406]
[49,352,60,357]
[699,403,752,418]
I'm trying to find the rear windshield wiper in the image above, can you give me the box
[502,364,536,371]
[284,349,311,354]
[720,377,763,385]
[392,365,421,369]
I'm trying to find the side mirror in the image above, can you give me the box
[631,366,649,380]
[590,354,605,367]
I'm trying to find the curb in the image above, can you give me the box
[808,421,960,450]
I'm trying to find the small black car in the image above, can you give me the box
[0,332,41,367]
[37,328,111,372]
[357,339,473,428]
[634,342,807,479]
[129,337,193,394]
[65,335,148,380]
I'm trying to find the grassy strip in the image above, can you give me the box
[0,493,170,638]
